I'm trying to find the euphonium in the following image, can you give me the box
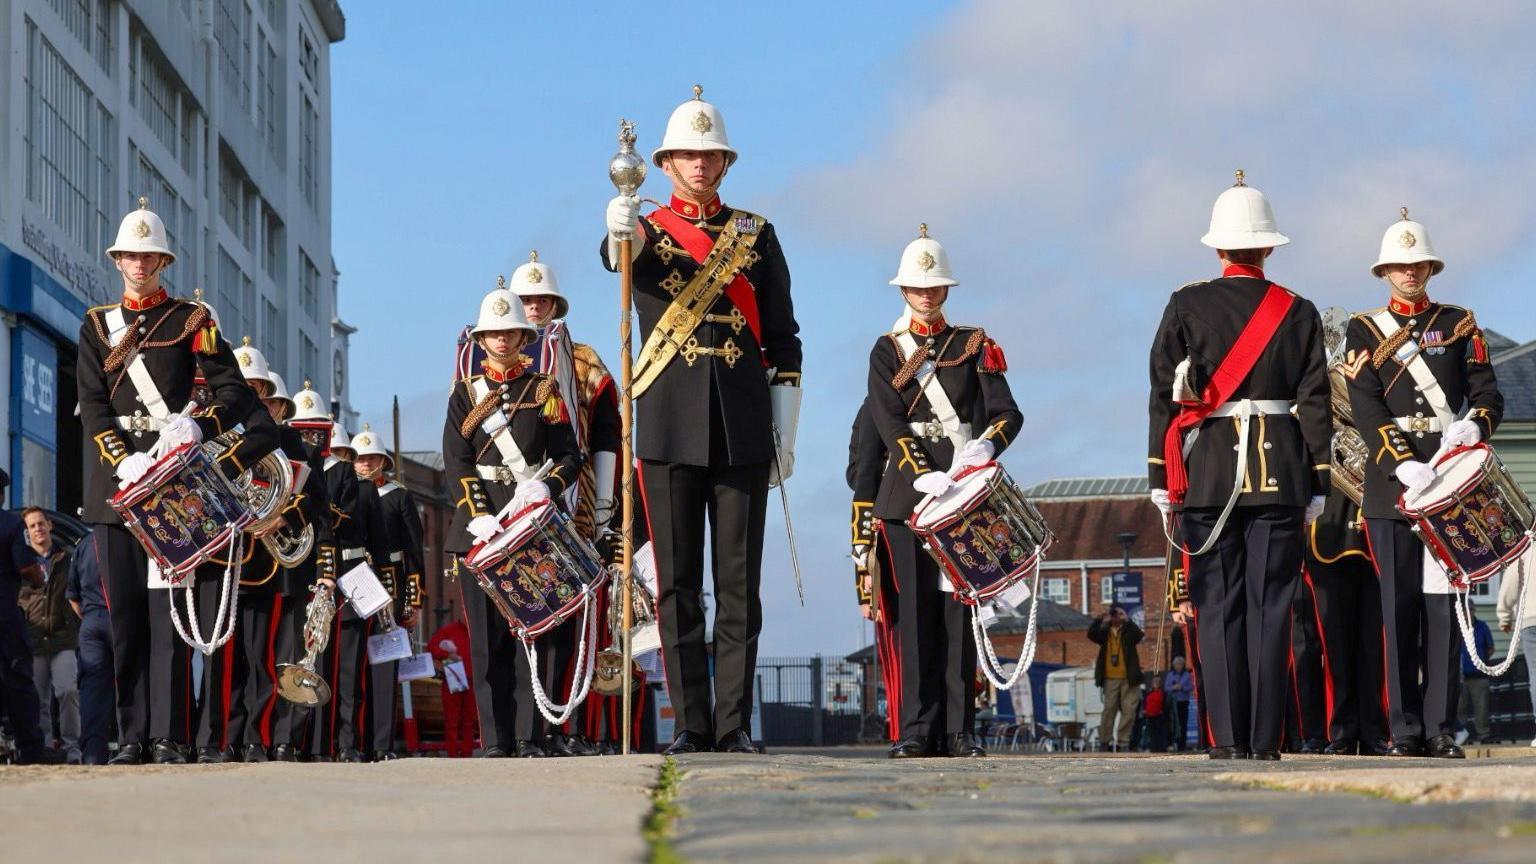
[201,433,315,567]
[278,581,337,706]
[1327,363,1369,506]
[593,562,658,697]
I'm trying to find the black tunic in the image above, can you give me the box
[1343,301,1503,521]
[847,402,886,605]
[1146,272,1332,509]
[374,479,426,617]
[600,201,802,466]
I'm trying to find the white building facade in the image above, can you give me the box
[0,0,355,512]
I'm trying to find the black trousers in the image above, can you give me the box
[883,521,976,742]
[270,589,307,747]
[1285,574,1327,745]
[77,611,115,763]
[312,615,368,756]
[194,581,283,749]
[95,525,192,745]
[1183,505,1302,752]
[1366,519,1460,741]
[364,620,399,753]
[1308,552,1387,745]
[0,610,43,756]
[642,459,769,741]
[459,569,548,747]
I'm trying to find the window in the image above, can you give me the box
[1042,578,1071,606]
[219,154,243,236]
[262,206,284,277]
[136,37,177,155]
[300,28,318,82]
[299,250,320,319]
[300,95,319,209]
[215,0,250,111]
[300,333,320,390]
[261,299,285,375]
[25,21,114,259]
[264,0,282,27]
[217,246,255,342]
[1100,576,1116,605]
[92,0,114,71]
[257,40,280,160]
[241,272,256,351]
[50,0,114,72]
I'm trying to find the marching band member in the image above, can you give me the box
[1147,173,1332,761]
[445,283,582,758]
[351,425,424,761]
[601,85,802,755]
[864,226,1021,758]
[1306,493,1388,755]
[77,199,265,765]
[508,253,624,757]
[847,402,901,743]
[1284,581,1328,753]
[1343,209,1503,759]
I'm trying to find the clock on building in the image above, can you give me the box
[333,350,345,396]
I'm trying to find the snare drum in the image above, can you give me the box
[110,443,256,583]
[463,500,609,640]
[1399,444,1536,588]
[907,462,1054,606]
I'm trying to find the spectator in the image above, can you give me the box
[66,534,113,765]
[0,475,52,764]
[1144,674,1169,752]
[1497,558,1536,748]
[1163,655,1194,751]
[1458,600,1494,746]
[1087,605,1144,752]
[17,508,80,764]
[427,618,477,758]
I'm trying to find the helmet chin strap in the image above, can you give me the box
[667,158,728,203]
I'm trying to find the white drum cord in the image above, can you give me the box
[170,528,242,656]
[523,590,600,726]
[971,552,1045,690]
[1454,532,1534,678]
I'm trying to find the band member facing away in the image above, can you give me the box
[849,402,902,744]
[601,85,802,755]
[446,284,582,758]
[1343,209,1502,759]
[77,199,264,765]
[1147,173,1331,761]
[864,226,1021,759]
[508,253,624,757]
[351,425,425,760]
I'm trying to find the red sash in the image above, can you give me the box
[646,207,766,362]
[1163,282,1296,503]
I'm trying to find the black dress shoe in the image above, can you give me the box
[243,744,269,763]
[372,750,399,762]
[1251,749,1282,761]
[196,746,226,764]
[271,744,298,762]
[716,730,762,754]
[1427,734,1465,759]
[515,740,546,758]
[1297,738,1327,755]
[544,733,577,757]
[567,735,598,757]
[479,746,509,758]
[338,748,366,763]
[949,733,987,757]
[597,740,618,756]
[663,732,713,756]
[151,740,187,764]
[1363,739,1393,756]
[1386,737,1426,757]
[312,755,334,763]
[888,738,926,759]
[1207,746,1251,760]
[1322,739,1358,756]
[109,743,145,765]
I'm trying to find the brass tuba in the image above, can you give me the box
[593,558,659,697]
[278,581,336,706]
[1322,307,1368,506]
[201,433,315,567]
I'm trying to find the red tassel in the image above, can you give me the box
[1473,334,1488,363]
[981,339,1008,373]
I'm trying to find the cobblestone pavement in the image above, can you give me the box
[668,750,1536,863]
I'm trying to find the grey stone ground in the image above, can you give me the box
[669,749,1536,864]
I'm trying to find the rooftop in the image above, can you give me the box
[1022,476,1149,500]
[1493,338,1536,421]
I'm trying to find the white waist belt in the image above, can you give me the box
[908,421,973,444]
[1207,399,1294,418]
[1393,416,1444,435]
[116,414,169,433]
[341,547,367,561]
[476,463,539,484]
[1170,398,1297,559]
[388,552,404,564]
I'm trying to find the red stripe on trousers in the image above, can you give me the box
[257,593,284,747]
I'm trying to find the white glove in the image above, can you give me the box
[439,640,457,654]
[1444,419,1482,449]
[956,438,995,470]
[1150,488,1173,518]
[769,453,795,489]
[768,385,802,489]
[1304,495,1326,525]
[158,415,203,451]
[606,195,643,265]
[594,498,616,527]
[116,452,157,488]
[512,479,551,511]
[913,472,954,498]
[1396,460,1436,494]
[851,543,869,567]
[467,515,501,544]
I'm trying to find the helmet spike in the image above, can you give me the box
[242,335,252,346]
[137,196,149,209]
[529,250,539,263]
[1233,169,1246,187]
[496,275,506,290]
[1400,206,1410,221]
[303,379,312,390]
[692,84,703,100]
[919,223,929,238]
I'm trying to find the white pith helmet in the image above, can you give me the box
[234,337,273,387]
[472,277,536,336]
[106,197,176,261]
[889,224,958,289]
[652,84,737,168]
[291,379,328,422]
[1200,170,1290,251]
[1371,207,1445,277]
[349,423,393,470]
[508,251,568,320]
[329,421,355,460]
[266,371,296,421]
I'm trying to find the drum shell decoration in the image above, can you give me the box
[1398,444,1535,588]
[907,462,1054,606]
[109,443,256,582]
[463,501,608,640]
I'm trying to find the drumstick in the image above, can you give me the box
[492,460,555,521]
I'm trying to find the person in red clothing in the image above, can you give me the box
[428,619,478,758]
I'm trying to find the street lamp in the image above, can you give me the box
[1116,531,1137,574]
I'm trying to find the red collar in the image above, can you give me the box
[122,288,169,312]
[669,194,723,220]
[908,316,947,338]
[1221,263,1266,280]
[481,357,530,384]
[1389,296,1431,316]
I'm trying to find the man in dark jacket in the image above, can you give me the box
[1088,605,1144,751]
[66,534,113,764]
[0,482,51,764]
[18,508,80,762]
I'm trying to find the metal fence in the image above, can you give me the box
[756,656,875,747]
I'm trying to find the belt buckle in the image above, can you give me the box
[922,420,945,441]
[1410,417,1430,433]
[495,466,516,484]
[129,412,153,433]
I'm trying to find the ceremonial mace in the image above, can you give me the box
[609,119,647,755]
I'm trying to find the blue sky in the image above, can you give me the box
[333,1,1536,656]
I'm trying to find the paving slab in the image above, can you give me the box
[0,755,662,864]
[667,750,1536,864]
[1221,764,1536,803]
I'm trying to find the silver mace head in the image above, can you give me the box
[609,119,647,195]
